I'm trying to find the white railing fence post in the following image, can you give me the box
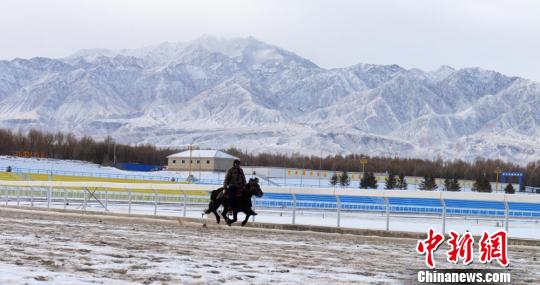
[4,186,9,206]
[183,191,187,217]
[105,190,108,211]
[47,187,51,208]
[63,188,67,210]
[441,197,446,234]
[154,189,158,216]
[384,197,390,231]
[83,190,88,212]
[128,190,132,215]
[252,197,256,222]
[336,195,341,228]
[16,186,20,206]
[292,193,297,225]
[30,187,34,207]
[504,199,509,233]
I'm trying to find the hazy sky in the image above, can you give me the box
[2,0,540,80]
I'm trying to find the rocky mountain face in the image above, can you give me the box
[1,35,539,163]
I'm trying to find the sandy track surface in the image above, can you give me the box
[0,208,538,284]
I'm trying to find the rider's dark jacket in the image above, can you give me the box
[224,165,247,190]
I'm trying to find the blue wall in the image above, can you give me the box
[115,163,163,172]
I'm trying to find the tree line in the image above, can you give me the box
[328,171,516,193]
[226,148,537,188]
[0,129,179,166]
[0,128,537,188]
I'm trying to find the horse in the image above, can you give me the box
[204,178,264,226]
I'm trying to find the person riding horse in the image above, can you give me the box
[224,159,245,203]
[223,159,257,215]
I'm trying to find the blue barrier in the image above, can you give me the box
[445,199,504,210]
[115,163,163,172]
[254,195,540,218]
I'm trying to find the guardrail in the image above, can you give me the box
[0,180,539,237]
[3,166,179,181]
[1,166,232,185]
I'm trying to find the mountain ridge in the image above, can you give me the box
[0,35,539,163]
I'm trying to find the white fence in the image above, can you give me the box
[1,180,539,238]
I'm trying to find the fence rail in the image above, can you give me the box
[0,180,539,238]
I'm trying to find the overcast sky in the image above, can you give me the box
[2,0,540,80]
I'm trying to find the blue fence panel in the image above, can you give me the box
[386,198,442,214]
[339,196,384,204]
[296,194,336,202]
[263,193,293,200]
[508,202,540,212]
[508,202,540,218]
[444,199,505,210]
[338,196,385,212]
[444,199,505,216]
[388,197,442,207]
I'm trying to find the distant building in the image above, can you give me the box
[166,150,238,172]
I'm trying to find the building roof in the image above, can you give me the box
[167,150,239,160]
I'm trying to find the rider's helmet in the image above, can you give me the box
[233,159,241,166]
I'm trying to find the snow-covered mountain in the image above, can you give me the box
[1,35,539,163]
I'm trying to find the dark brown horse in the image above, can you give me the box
[204,178,263,226]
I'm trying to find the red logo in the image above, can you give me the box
[416,228,445,269]
[417,229,509,268]
[446,230,474,265]
[479,230,509,267]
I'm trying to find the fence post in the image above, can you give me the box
[504,199,509,233]
[384,197,390,231]
[252,197,256,222]
[183,191,187,217]
[30,187,34,207]
[83,190,87,212]
[441,197,446,234]
[47,187,51,209]
[105,190,108,211]
[336,195,341,228]
[292,193,297,225]
[16,186,20,206]
[63,188,67,209]
[154,189,158,216]
[128,190,132,215]
[4,186,9,206]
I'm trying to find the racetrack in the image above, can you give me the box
[0,207,539,285]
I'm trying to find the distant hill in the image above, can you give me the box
[1,35,539,163]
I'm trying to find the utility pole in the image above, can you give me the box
[360,156,368,178]
[495,167,502,192]
[319,151,322,188]
[301,160,304,186]
[113,142,117,165]
[189,144,193,178]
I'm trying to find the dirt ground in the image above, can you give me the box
[0,207,538,285]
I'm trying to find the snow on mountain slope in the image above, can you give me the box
[0,35,539,163]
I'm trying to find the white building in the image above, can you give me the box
[166,150,238,172]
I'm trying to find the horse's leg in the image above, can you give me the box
[227,210,238,226]
[204,200,213,214]
[241,210,251,227]
[221,202,229,223]
[212,199,221,224]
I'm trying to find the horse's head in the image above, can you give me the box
[247,178,264,198]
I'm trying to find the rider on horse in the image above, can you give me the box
[224,159,246,206]
[203,159,261,223]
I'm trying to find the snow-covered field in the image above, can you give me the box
[1,207,539,285]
